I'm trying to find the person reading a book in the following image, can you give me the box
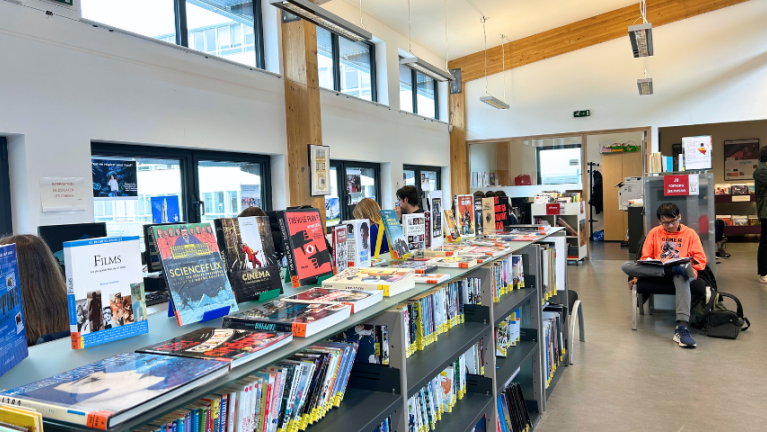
[396,186,424,215]
[353,198,390,256]
[621,203,706,348]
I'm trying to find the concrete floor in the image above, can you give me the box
[588,241,629,261]
[536,243,766,432]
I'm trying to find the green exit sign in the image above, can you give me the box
[574,110,591,118]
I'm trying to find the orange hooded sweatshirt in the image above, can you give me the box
[640,224,707,276]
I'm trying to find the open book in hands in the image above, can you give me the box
[638,257,692,266]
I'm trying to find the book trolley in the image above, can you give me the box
[0,229,571,432]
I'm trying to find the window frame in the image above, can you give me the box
[319,31,377,102]
[536,144,582,185]
[400,63,439,120]
[330,160,382,226]
[0,138,11,235]
[403,164,441,200]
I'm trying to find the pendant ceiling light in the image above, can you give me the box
[269,0,372,42]
[400,0,455,82]
[628,0,653,57]
[479,17,509,109]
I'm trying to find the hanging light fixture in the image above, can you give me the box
[628,0,653,57]
[269,0,372,42]
[479,17,509,109]
[400,0,454,82]
[637,58,653,95]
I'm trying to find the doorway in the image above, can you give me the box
[326,160,382,230]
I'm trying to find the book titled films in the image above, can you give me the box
[282,287,383,313]
[223,301,351,337]
[137,327,293,369]
[322,267,416,297]
[427,257,479,269]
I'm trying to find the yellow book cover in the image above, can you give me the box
[0,408,41,432]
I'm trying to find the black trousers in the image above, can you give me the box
[760,220,767,276]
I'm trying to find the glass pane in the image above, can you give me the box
[399,64,414,112]
[81,0,176,41]
[197,161,263,222]
[421,170,438,192]
[404,170,416,186]
[346,167,376,206]
[539,147,582,185]
[338,37,372,101]
[186,0,257,67]
[92,157,184,252]
[317,27,335,91]
[416,72,436,119]
[325,166,341,227]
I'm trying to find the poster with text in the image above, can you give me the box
[240,184,261,210]
[151,196,181,224]
[92,159,138,201]
[724,139,760,181]
[682,136,712,171]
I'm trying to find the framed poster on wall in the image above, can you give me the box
[308,144,330,196]
[724,139,760,181]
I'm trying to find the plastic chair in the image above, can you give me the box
[568,290,584,365]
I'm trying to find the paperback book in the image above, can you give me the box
[380,210,410,259]
[427,257,479,269]
[454,195,475,238]
[137,327,293,369]
[481,197,496,235]
[223,300,351,337]
[0,352,228,430]
[473,196,484,236]
[428,191,445,247]
[343,219,372,268]
[386,260,438,274]
[402,214,426,251]
[64,236,148,348]
[322,267,416,296]
[413,273,450,284]
[0,244,27,376]
[442,209,461,243]
[214,216,282,303]
[329,224,349,275]
[274,208,334,288]
[282,287,383,313]
[152,223,238,326]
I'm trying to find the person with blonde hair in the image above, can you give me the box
[352,198,390,256]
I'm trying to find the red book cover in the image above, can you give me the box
[281,208,333,287]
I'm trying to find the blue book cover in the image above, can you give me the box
[379,210,410,259]
[0,244,28,377]
[152,196,182,224]
[0,352,228,429]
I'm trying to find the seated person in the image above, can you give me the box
[621,203,706,349]
[396,185,424,216]
[0,235,69,346]
[353,198,389,256]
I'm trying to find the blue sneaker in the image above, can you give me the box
[671,263,696,280]
[673,325,696,348]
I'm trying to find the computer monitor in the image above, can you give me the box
[37,222,108,268]
[143,222,177,273]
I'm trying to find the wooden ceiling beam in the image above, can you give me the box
[448,0,750,83]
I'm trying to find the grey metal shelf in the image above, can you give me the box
[493,288,536,326]
[406,321,490,397]
[495,341,538,393]
[545,362,565,401]
[308,387,401,432]
[434,392,494,432]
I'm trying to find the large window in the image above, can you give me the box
[317,28,376,102]
[92,143,271,250]
[399,63,439,119]
[0,138,11,235]
[81,0,265,69]
[537,145,582,185]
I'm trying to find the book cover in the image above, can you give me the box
[279,209,333,288]
[137,328,292,367]
[715,184,731,195]
[427,257,478,269]
[414,273,450,284]
[402,214,426,251]
[473,196,483,236]
[429,192,444,248]
[386,260,438,274]
[214,217,282,303]
[337,325,385,365]
[424,211,432,248]
[0,352,228,430]
[731,185,749,195]
[495,196,511,230]
[152,223,238,326]
[223,301,351,337]
[343,219,372,269]
[733,215,748,226]
[64,236,149,348]
[454,195,474,238]
[718,215,732,226]
[380,210,410,260]
[329,224,349,275]
[322,267,415,296]
[442,209,460,243]
[481,198,495,235]
[282,287,382,313]
[0,244,28,376]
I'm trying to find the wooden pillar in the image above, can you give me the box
[281,13,326,222]
[496,141,510,186]
[449,80,469,198]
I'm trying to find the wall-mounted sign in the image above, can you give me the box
[40,177,85,213]
[663,174,699,197]
[573,110,591,118]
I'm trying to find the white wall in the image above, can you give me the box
[0,0,449,233]
[464,1,767,153]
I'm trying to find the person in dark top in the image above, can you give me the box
[755,146,767,284]
[396,185,423,215]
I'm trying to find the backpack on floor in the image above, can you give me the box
[691,290,750,339]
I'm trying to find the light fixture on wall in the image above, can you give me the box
[400,0,454,82]
[269,0,372,42]
[628,0,653,57]
[479,17,509,109]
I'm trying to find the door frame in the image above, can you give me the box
[330,160,382,223]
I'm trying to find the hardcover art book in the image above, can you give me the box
[213,216,282,303]
[223,300,351,337]
[152,223,238,326]
[274,208,334,288]
[380,210,410,259]
[0,352,229,430]
[454,195,475,238]
[343,219,372,269]
[402,214,426,251]
[64,236,149,348]
[137,327,293,369]
[0,244,28,376]
[282,287,382,313]
[329,224,349,275]
[322,267,415,296]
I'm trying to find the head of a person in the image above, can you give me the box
[485,191,496,198]
[396,186,420,213]
[103,307,112,323]
[495,191,507,197]
[0,235,69,345]
[760,146,767,163]
[352,198,383,224]
[175,228,181,236]
[656,203,682,232]
[238,206,267,217]
[180,227,189,237]
[473,191,485,198]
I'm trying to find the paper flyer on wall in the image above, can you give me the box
[92,159,138,201]
[682,136,712,171]
[39,177,86,213]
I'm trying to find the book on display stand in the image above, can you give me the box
[271,208,334,288]
[0,243,27,376]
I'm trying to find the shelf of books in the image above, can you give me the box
[0,214,571,432]
[531,203,587,262]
